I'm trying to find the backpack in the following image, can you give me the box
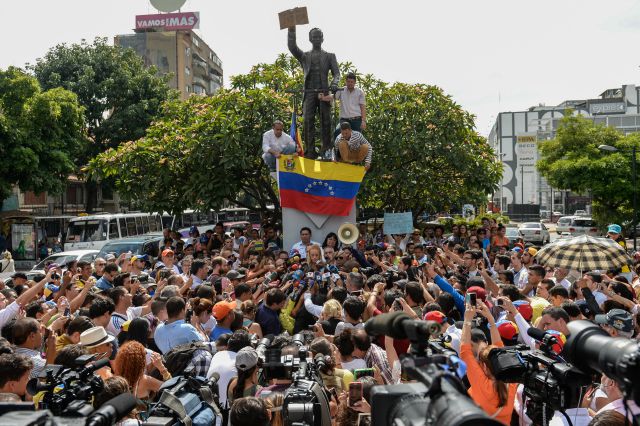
[163,342,214,377]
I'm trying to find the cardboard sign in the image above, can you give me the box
[279,7,309,30]
[383,212,414,235]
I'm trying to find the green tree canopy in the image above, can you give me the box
[29,38,176,210]
[0,67,85,205]
[90,54,501,219]
[537,114,639,228]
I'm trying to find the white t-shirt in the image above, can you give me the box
[341,358,366,372]
[0,301,21,329]
[553,277,571,290]
[549,408,592,426]
[207,350,237,409]
[333,321,364,338]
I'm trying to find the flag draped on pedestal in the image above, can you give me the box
[277,155,365,217]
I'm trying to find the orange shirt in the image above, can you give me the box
[460,343,517,425]
[492,235,510,248]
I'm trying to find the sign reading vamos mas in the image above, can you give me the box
[135,12,199,31]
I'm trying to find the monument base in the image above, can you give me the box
[282,205,356,254]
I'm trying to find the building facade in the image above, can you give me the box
[115,30,223,99]
[489,84,640,215]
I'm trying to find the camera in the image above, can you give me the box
[130,273,149,284]
[27,355,107,416]
[565,320,640,405]
[366,312,502,426]
[282,353,331,426]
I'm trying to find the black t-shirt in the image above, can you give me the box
[320,317,341,335]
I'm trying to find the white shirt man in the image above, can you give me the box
[262,121,297,171]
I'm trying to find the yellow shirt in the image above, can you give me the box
[529,297,550,324]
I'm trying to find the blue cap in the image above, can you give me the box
[189,225,199,234]
[607,224,622,234]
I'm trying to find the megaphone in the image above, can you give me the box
[338,223,359,245]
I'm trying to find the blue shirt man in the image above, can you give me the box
[210,300,237,341]
[154,296,203,354]
[255,288,287,336]
[95,264,119,291]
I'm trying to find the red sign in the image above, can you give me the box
[135,12,199,31]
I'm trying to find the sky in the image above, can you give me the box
[3,0,640,135]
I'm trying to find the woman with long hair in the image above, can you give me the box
[263,392,285,426]
[114,341,169,401]
[306,244,324,272]
[188,297,214,340]
[227,347,262,403]
[458,224,470,248]
[322,232,340,251]
[240,300,263,338]
[460,301,516,424]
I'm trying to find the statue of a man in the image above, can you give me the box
[288,26,340,159]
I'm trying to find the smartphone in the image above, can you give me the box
[497,298,504,307]
[43,328,51,341]
[465,292,477,307]
[222,292,229,300]
[64,307,70,317]
[353,368,375,380]
[349,382,363,407]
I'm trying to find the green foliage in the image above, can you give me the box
[0,67,85,203]
[29,37,176,165]
[537,115,639,229]
[90,55,502,218]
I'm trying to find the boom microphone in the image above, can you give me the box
[84,358,110,374]
[527,328,565,357]
[85,393,137,426]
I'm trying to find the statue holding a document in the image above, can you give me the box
[283,8,340,160]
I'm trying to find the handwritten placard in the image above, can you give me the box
[383,212,414,235]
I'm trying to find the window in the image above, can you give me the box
[186,85,191,93]
[185,67,190,76]
[149,215,159,233]
[126,217,137,236]
[135,217,144,235]
[119,218,128,237]
[66,220,106,242]
[80,253,97,263]
[108,219,119,239]
[193,38,199,47]
[141,216,150,234]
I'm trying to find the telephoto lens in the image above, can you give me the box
[565,320,640,404]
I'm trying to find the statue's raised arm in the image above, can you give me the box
[288,27,303,62]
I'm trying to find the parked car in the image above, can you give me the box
[96,235,163,260]
[505,227,521,247]
[518,222,551,245]
[31,250,99,275]
[555,216,576,234]
[566,217,600,237]
[574,210,588,216]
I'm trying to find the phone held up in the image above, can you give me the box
[348,381,363,407]
[465,292,477,307]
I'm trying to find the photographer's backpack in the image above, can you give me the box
[164,341,214,377]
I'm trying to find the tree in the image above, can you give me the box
[90,55,501,220]
[537,114,638,229]
[29,38,176,211]
[0,67,85,206]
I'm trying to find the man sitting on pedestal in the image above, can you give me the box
[333,122,372,171]
[262,120,298,172]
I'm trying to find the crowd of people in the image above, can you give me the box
[0,217,638,426]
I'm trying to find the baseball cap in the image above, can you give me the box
[466,286,487,301]
[161,249,174,257]
[595,308,633,332]
[213,300,237,321]
[575,300,594,318]
[525,247,538,257]
[189,226,199,234]
[235,347,259,371]
[513,300,533,321]
[105,254,116,261]
[496,319,519,341]
[607,224,622,235]
[130,254,149,264]
[424,310,446,324]
[226,270,245,280]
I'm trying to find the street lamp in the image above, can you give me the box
[598,144,637,251]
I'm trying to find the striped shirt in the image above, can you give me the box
[107,306,144,336]
[333,130,372,166]
[15,347,46,379]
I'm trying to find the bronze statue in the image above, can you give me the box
[288,27,340,159]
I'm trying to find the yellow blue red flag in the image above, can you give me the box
[277,155,365,216]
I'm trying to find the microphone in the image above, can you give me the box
[365,312,442,340]
[85,393,137,426]
[527,328,566,357]
[84,358,110,374]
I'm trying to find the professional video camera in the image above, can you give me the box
[146,368,222,426]
[365,312,503,426]
[565,320,640,405]
[487,328,592,425]
[282,352,331,426]
[27,354,107,416]
[0,393,137,426]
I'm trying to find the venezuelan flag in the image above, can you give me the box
[277,155,365,216]
[289,111,304,156]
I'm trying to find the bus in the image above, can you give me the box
[64,212,165,251]
[173,210,219,236]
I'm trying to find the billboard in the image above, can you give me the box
[135,12,199,31]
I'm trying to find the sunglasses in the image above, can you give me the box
[337,256,345,260]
